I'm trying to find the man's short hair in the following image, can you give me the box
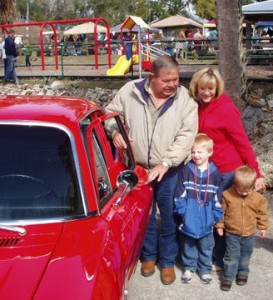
[233,166,257,190]
[151,55,179,76]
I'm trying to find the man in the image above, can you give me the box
[106,55,198,285]
[4,29,19,84]
[0,36,7,77]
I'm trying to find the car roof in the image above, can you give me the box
[0,95,103,126]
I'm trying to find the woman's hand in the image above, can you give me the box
[255,177,266,192]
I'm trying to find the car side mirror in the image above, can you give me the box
[115,170,138,206]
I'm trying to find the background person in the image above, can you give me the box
[174,133,223,285]
[0,36,7,78]
[216,166,269,292]
[4,29,19,84]
[106,55,198,285]
[189,67,265,271]
[24,41,33,69]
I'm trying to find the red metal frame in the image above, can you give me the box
[0,18,112,70]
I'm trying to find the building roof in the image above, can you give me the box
[150,14,203,29]
[242,0,273,22]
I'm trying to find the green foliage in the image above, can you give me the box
[12,0,257,26]
[150,0,189,21]
[193,0,216,20]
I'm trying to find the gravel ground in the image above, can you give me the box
[127,190,273,300]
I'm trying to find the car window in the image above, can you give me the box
[92,133,112,201]
[0,124,84,221]
[81,115,135,207]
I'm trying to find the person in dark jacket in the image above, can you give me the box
[4,29,19,84]
[174,133,223,284]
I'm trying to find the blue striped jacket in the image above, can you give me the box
[174,160,223,239]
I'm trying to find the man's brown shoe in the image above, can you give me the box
[141,261,156,277]
[161,267,176,285]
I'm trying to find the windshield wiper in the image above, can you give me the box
[0,225,26,236]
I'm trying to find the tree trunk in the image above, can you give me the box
[0,0,16,22]
[216,0,246,111]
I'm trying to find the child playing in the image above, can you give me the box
[174,133,223,284]
[216,166,269,291]
[24,42,33,69]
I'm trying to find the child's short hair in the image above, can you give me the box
[192,133,213,153]
[233,166,257,189]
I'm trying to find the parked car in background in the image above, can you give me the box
[0,96,153,300]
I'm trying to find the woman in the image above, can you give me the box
[188,67,265,269]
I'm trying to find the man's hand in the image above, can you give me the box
[148,163,169,182]
[113,131,132,150]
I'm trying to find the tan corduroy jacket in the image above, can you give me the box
[106,78,198,169]
[215,187,269,236]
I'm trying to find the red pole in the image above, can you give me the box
[0,18,112,71]
[39,25,45,71]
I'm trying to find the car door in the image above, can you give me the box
[82,112,153,298]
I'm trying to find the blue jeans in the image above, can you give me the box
[213,170,235,268]
[141,167,179,268]
[222,233,254,281]
[5,55,17,82]
[182,232,214,275]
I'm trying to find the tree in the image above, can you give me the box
[150,0,189,21]
[216,0,246,110]
[192,0,255,21]
[193,0,216,20]
[0,0,16,23]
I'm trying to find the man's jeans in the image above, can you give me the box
[222,232,254,281]
[141,167,179,268]
[5,55,17,82]
[182,232,214,275]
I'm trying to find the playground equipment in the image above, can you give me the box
[106,16,171,77]
[107,54,138,76]
[107,16,154,77]
[0,18,111,71]
[107,43,171,76]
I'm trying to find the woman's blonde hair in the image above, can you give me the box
[189,67,225,103]
[233,166,257,190]
[192,133,214,153]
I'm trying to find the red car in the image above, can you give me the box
[0,95,153,300]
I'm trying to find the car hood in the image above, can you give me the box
[0,222,64,300]
[0,218,107,300]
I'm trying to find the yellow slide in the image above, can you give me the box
[107,55,138,76]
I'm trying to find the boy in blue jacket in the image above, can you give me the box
[174,133,223,284]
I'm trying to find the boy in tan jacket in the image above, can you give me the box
[216,166,269,291]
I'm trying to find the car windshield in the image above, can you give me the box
[0,124,84,221]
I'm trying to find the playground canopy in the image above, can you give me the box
[150,14,203,29]
[63,21,107,35]
[121,15,150,31]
